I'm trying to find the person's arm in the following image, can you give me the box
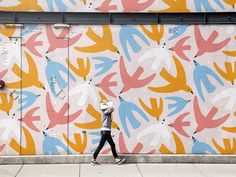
[103,107,114,115]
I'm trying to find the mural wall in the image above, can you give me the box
[0,24,236,155]
[0,0,236,12]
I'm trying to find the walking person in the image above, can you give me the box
[91,100,125,165]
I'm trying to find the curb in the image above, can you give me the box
[1,154,236,164]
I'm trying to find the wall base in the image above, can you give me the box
[1,154,236,164]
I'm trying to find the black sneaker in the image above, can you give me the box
[90,159,100,165]
[115,158,125,165]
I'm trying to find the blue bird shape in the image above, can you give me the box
[193,60,224,102]
[46,57,76,97]
[47,0,68,11]
[119,26,150,62]
[15,91,40,111]
[89,132,114,152]
[92,57,117,77]
[118,96,149,138]
[69,0,77,5]
[165,96,191,117]
[42,132,71,155]
[22,25,38,36]
[168,25,188,41]
[194,0,224,12]
[192,137,217,154]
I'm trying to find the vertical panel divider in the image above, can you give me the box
[67,34,70,155]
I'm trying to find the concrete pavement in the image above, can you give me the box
[1,164,236,177]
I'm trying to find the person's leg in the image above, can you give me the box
[106,132,125,164]
[106,131,119,159]
[93,131,107,160]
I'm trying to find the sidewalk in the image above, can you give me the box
[1,163,236,177]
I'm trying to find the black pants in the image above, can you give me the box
[93,131,119,159]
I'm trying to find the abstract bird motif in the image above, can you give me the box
[119,96,149,138]
[95,0,117,12]
[159,0,189,12]
[95,72,117,97]
[19,107,40,132]
[46,92,82,129]
[121,0,155,12]
[10,127,36,155]
[138,97,163,120]
[42,131,71,155]
[168,112,190,137]
[194,0,225,12]
[193,96,230,134]
[137,119,171,147]
[214,61,236,85]
[0,0,43,11]
[212,138,236,154]
[75,25,119,54]
[66,57,90,81]
[140,25,164,44]
[169,36,191,62]
[15,91,40,111]
[212,87,236,110]
[92,57,117,77]
[46,25,82,53]
[5,51,45,90]
[192,136,217,154]
[120,56,156,93]
[46,56,76,97]
[165,96,191,117]
[63,131,87,154]
[159,131,185,154]
[148,55,193,94]
[138,45,172,71]
[193,60,224,102]
[194,25,230,58]
[0,113,20,141]
[119,26,150,61]
[22,32,43,57]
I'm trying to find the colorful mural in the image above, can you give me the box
[0,0,236,12]
[0,24,236,155]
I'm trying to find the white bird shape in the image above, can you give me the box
[69,79,98,107]
[0,113,20,141]
[212,87,236,110]
[137,119,171,147]
[138,45,172,71]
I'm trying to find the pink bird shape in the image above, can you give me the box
[19,107,40,132]
[95,0,117,12]
[121,0,155,12]
[22,32,43,57]
[119,132,155,153]
[119,132,143,153]
[169,36,191,62]
[95,72,117,97]
[46,92,82,129]
[0,69,8,79]
[119,56,156,93]
[193,96,230,134]
[46,25,82,53]
[168,112,190,137]
[0,144,5,153]
[194,25,230,58]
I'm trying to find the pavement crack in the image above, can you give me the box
[136,164,144,177]
[192,164,207,177]
[14,164,24,177]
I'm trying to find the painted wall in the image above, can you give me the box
[0,0,236,12]
[0,24,236,156]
